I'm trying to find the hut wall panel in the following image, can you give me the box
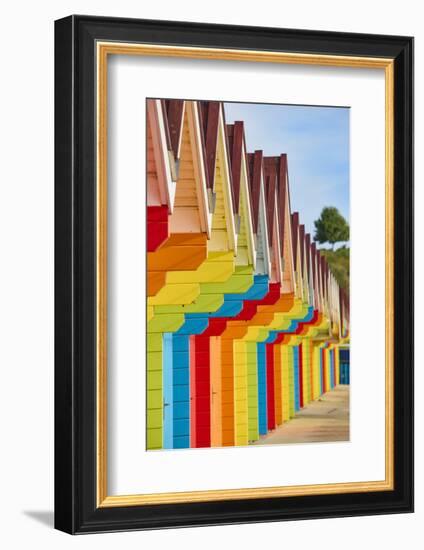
[326,348,331,392]
[234,340,249,446]
[147,206,169,252]
[193,335,211,447]
[312,344,321,399]
[169,207,202,234]
[168,111,206,234]
[339,348,350,385]
[266,343,276,430]
[308,340,314,403]
[209,156,230,251]
[236,186,250,266]
[325,347,332,391]
[147,121,162,206]
[281,345,291,422]
[320,348,325,394]
[221,337,235,446]
[146,344,163,450]
[330,349,335,389]
[166,251,234,285]
[147,271,167,297]
[210,336,223,447]
[246,342,259,442]
[293,346,300,411]
[146,333,163,449]
[148,234,207,276]
[328,348,332,389]
[288,346,295,418]
[335,346,341,386]
[302,340,312,406]
[257,343,268,435]
[163,333,174,449]
[149,282,200,308]
[274,344,282,426]
[298,343,304,408]
[189,335,196,448]
[282,200,295,293]
[172,334,190,448]
[256,201,267,275]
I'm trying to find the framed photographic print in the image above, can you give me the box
[54,15,413,533]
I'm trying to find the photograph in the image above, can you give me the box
[146,98,350,450]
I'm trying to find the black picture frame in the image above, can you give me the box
[55,14,414,534]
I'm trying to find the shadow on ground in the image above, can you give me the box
[23,511,54,528]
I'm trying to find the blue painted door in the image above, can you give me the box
[330,349,335,389]
[339,348,350,385]
[257,342,268,435]
[172,334,190,448]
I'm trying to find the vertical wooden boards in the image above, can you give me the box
[221,337,235,446]
[298,344,304,409]
[172,334,190,448]
[169,108,202,234]
[257,343,268,435]
[274,344,282,426]
[190,335,196,448]
[146,333,163,450]
[234,340,248,446]
[210,336,223,447]
[320,348,326,394]
[335,346,340,386]
[327,348,332,391]
[266,343,276,430]
[308,340,314,404]
[339,348,350,385]
[246,342,259,442]
[163,333,174,449]
[281,345,291,422]
[312,343,321,400]
[193,335,211,447]
[293,346,300,412]
[288,346,295,418]
[301,340,312,406]
[323,347,330,393]
[209,140,230,252]
[345,354,350,384]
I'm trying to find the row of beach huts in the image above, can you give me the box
[146,99,350,450]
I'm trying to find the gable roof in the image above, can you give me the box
[291,212,299,269]
[247,150,263,235]
[162,99,185,159]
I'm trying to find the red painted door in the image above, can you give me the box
[193,335,211,447]
[266,344,276,430]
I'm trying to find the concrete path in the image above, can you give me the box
[252,385,350,445]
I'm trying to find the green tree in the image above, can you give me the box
[320,246,350,294]
[313,207,349,249]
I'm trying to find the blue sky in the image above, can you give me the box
[224,102,350,246]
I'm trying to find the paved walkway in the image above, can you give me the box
[252,385,350,445]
